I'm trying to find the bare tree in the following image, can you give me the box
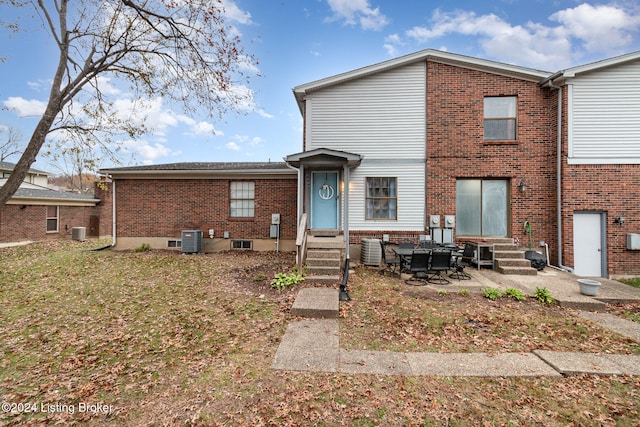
[0,0,257,206]
[0,125,24,162]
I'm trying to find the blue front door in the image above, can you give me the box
[311,171,338,229]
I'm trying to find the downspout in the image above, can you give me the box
[552,84,573,272]
[111,179,117,247]
[340,162,351,301]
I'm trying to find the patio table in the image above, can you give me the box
[393,247,464,277]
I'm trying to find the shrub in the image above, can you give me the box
[270,272,304,291]
[133,243,150,253]
[504,287,526,301]
[482,287,503,301]
[458,288,469,297]
[533,287,555,304]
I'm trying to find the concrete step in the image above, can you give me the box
[291,288,339,318]
[307,235,345,249]
[495,258,532,268]
[306,257,341,267]
[482,237,515,244]
[494,265,538,275]
[307,266,341,276]
[309,229,341,237]
[493,243,519,251]
[307,249,341,260]
[304,274,341,285]
[493,250,525,259]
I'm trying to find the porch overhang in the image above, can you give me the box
[284,148,362,169]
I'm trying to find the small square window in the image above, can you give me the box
[167,240,182,248]
[232,240,252,250]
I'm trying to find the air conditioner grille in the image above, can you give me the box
[361,238,382,266]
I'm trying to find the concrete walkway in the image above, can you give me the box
[272,266,640,377]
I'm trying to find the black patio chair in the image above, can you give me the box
[380,240,401,276]
[398,240,414,250]
[450,243,474,280]
[427,248,452,285]
[404,251,431,286]
[418,240,439,250]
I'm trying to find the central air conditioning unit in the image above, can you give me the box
[361,238,382,266]
[181,230,202,254]
[71,227,86,241]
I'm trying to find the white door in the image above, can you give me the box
[573,213,603,277]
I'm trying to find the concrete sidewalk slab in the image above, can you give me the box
[340,350,412,375]
[578,311,640,342]
[272,319,339,372]
[291,288,339,318]
[533,350,640,376]
[406,352,561,377]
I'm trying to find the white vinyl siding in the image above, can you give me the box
[345,161,425,231]
[568,60,640,164]
[305,61,426,160]
[305,61,426,231]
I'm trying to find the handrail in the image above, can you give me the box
[295,213,308,270]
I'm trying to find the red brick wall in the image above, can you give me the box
[114,177,297,240]
[425,61,559,257]
[93,181,113,237]
[0,204,96,242]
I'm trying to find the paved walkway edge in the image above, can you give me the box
[272,319,640,377]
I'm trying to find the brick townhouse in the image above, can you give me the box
[97,49,639,278]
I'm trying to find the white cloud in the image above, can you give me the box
[325,0,389,31]
[257,109,273,119]
[249,136,263,146]
[225,141,240,151]
[122,139,181,163]
[383,33,402,56]
[93,76,122,96]
[191,120,220,136]
[550,3,640,53]
[3,97,46,117]
[403,4,640,69]
[222,0,252,25]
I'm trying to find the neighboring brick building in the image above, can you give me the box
[0,161,102,242]
[100,162,297,251]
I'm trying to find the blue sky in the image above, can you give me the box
[2,0,640,174]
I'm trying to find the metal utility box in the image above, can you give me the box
[270,224,279,238]
[444,215,455,228]
[429,215,441,228]
[271,213,281,225]
[181,230,203,253]
[627,233,640,250]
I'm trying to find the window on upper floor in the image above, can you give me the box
[484,96,517,141]
[366,177,397,220]
[230,181,255,218]
[46,205,59,232]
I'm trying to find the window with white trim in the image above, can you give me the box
[230,181,255,217]
[366,177,397,220]
[484,96,517,141]
[46,205,59,232]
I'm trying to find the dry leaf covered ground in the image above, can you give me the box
[1,240,639,426]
